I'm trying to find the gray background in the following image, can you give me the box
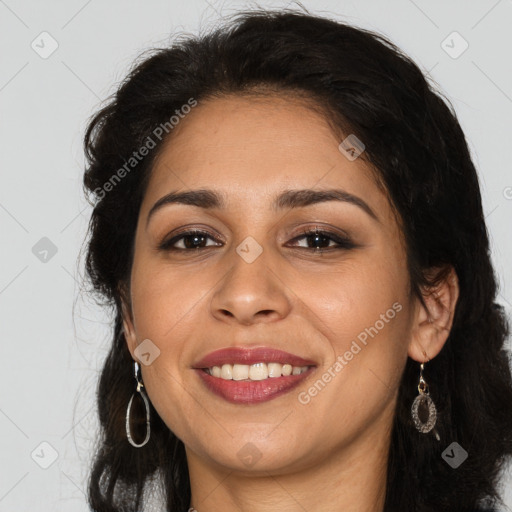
[1,0,511,510]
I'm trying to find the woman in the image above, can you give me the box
[82,8,512,512]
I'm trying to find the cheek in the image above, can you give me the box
[130,259,209,342]
[129,261,203,432]
[298,253,409,349]
[300,255,411,409]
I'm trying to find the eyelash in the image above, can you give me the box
[158,227,356,253]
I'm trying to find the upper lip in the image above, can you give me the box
[192,347,317,369]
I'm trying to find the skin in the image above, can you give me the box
[122,94,459,512]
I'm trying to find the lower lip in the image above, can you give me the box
[195,368,314,404]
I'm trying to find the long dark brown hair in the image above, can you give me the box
[82,8,512,512]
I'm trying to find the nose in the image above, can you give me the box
[209,246,292,326]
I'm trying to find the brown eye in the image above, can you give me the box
[159,230,221,251]
[287,229,357,252]
[158,228,357,253]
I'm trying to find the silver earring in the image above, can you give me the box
[411,361,440,441]
[126,361,151,448]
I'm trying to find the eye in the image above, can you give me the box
[158,227,356,253]
[158,230,221,251]
[287,228,357,252]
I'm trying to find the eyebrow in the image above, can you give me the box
[146,188,379,227]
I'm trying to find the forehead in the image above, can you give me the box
[142,93,388,218]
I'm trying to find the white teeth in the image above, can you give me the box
[205,362,310,380]
[221,364,232,379]
[249,362,268,380]
[267,362,282,378]
[282,363,292,376]
[232,364,249,381]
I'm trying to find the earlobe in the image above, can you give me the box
[408,266,459,362]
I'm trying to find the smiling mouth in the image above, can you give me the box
[193,346,317,403]
[195,364,316,404]
[202,362,312,381]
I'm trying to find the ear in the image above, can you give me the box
[120,288,137,360]
[408,265,459,363]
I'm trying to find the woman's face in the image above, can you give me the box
[123,94,426,474]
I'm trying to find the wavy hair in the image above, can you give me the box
[82,8,512,512]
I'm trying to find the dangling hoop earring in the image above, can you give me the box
[125,361,151,448]
[411,359,440,441]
